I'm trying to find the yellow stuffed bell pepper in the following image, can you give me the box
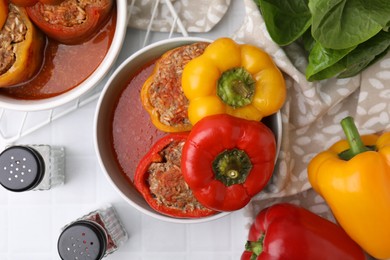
[181,37,286,125]
[308,116,390,260]
[0,4,45,87]
[0,0,8,29]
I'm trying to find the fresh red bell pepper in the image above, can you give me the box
[25,0,114,44]
[134,133,217,218]
[181,114,276,212]
[242,203,366,260]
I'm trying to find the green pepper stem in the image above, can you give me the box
[245,235,264,259]
[212,148,252,186]
[217,67,255,108]
[339,116,369,160]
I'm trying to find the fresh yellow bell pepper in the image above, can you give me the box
[181,37,286,125]
[308,116,390,259]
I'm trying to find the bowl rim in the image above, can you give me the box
[94,36,282,223]
[0,0,128,112]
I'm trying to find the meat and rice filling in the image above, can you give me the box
[148,42,209,127]
[0,5,27,75]
[38,0,104,27]
[147,140,210,212]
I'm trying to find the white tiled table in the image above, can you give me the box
[0,1,254,259]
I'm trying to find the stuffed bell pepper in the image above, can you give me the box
[0,4,45,87]
[181,114,276,211]
[26,0,114,44]
[134,133,217,218]
[181,37,286,125]
[10,0,65,6]
[0,0,8,29]
[242,203,366,260]
[308,116,390,259]
[141,42,209,133]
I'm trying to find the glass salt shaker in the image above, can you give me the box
[0,145,65,192]
[57,205,128,260]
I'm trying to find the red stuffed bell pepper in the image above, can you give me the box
[10,0,65,7]
[134,133,217,218]
[26,0,113,44]
[242,203,365,260]
[181,114,276,212]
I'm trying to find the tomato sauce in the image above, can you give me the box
[111,62,166,180]
[0,10,116,100]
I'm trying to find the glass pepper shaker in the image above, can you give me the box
[0,145,65,192]
[57,205,128,260]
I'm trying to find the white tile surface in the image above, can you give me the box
[0,1,252,259]
[0,208,7,252]
[8,206,52,253]
[188,219,231,251]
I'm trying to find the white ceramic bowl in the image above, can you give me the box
[0,1,127,111]
[94,37,283,223]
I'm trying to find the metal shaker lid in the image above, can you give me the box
[58,220,107,260]
[0,146,45,192]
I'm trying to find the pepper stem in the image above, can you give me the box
[244,235,264,260]
[217,67,255,108]
[212,148,252,186]
[338,116,370,160]
[227,169,239,179]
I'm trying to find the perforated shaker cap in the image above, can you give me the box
[0,146,45,192]
[58,220,107,260]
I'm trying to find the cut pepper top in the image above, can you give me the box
[181,37,286,125]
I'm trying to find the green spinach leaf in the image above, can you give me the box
[306,31,390,81]
[306,42,355,81]
[301,29,315,52]
[255,0,311,46]
[309,0,383,49]
[360,0,390,29]
[338,30,390,78]
[253,0,390,81]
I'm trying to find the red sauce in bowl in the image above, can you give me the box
[0,10,116,100]
[111,61,166,181]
